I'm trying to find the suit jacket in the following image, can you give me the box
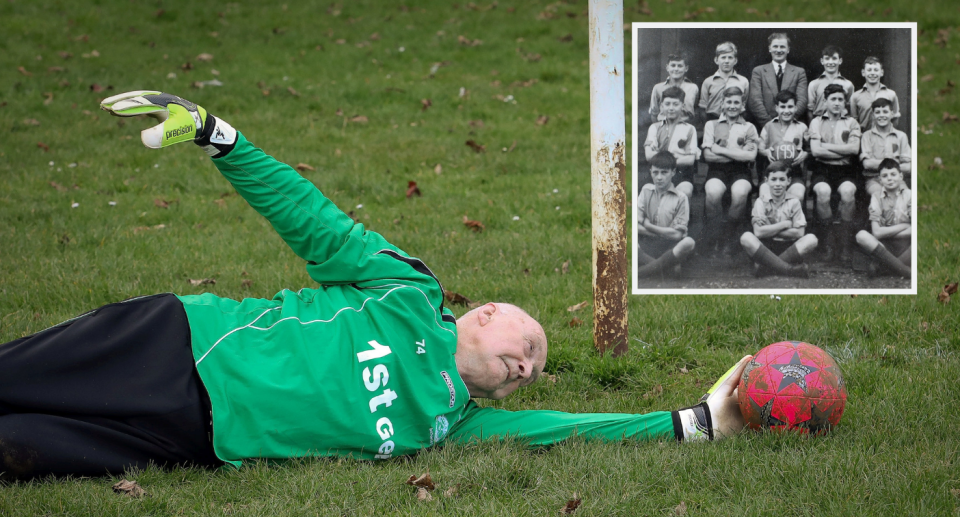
[748,62,808,127]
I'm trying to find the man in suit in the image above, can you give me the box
[748,33,809,129]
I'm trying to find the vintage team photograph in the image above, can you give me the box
[632,23,916,294]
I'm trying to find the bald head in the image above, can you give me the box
[454,302,548,399]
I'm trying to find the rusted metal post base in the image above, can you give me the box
[588,0,628,356]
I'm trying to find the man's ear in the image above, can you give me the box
[477,302,498,326]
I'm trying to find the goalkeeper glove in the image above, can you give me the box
[671,355,752,442]
[99,90,237,157]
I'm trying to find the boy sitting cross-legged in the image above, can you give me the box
[740,161,817,278]
[637,151,696,278]
[701,86,759,254]
[643,86,700,200]
[855,159,911,278]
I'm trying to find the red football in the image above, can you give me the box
[738,341,847,434]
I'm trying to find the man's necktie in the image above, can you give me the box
[776,64,784,91]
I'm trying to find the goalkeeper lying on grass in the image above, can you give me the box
[0,91,752,480]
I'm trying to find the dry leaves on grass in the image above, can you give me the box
[434,163,442,174]
[536,115,550,126]
[674,501,688,515]
[196,53,214,62]
[154,198,178,209]
[23,118,40,126]
[462,215,485,232]
[465,140,486,153]
[457,35,483,46]
[558,259,570,274]
[112,479,145,498]
[189,278,216,286]
[421,98,432,111]
[350,115,369,123]
[568,317,583,327]
[445,291,475,307]
[943,112,959,123]
[287,86,300,97]
[17,66,32,76]
[406,472,436,490]
[133,224,166,234]
[558,33,573,42]
[43,92,54,105]
[938,282,958,303]
[567,301,589,312]
[50,181,67,192]
[37,142,50,152]
[560,494,582,514]
[295,163,315,172]
[406,181,422,198]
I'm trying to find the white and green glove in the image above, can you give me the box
[672,354,752,442]
[99,90,237,157]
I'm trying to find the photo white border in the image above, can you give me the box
[631,22,917,296]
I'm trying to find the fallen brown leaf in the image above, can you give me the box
[940,282,959,303]
[23,118,40,126]
[679,366,689,374]
[43,92,54,105]
[444,291,474,306]
[350,115,369,123]
[921,74,935,82]
[522,268,530,276]
[506,140,517,152]
[17,66,32,76]
[536,115,550,125]
[241,279,253,288]
[457,35,483,46]
[406,473,436,490]
[295,163,315,172]
[261,89,271,96]
[335,108,344,116]
[188,278,216,286]
[561,259,570,274]
[112,479,145,498]
[421,98,432,111]
[196,52,214,62]
[416,487,433,501]
[89,83,105,92]
[462,215,485,232]
[643,384,664,399]
[50,181,66,191]
[406,180,422,198]
[434,163,442,174]
[59,51,73,59]
[154,198,170,209]
[287,86,300,97]
[74,34,89,42]
[443,484,459,497]
[674,501,688,516]
[546,374,558,383]
[921,321,929,331]
[37,142,50,152]
[468,119,484,127]
[558,33,573,42]
[567,301,588,312]
[568,317,583,327]
[465,140,486,153]
[47,66,64,73]
[369,32,381,40]
[560,495,582,514]
[181,62,193,71]
[943,111,959,123]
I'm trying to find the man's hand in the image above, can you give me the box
[100,90,237,157]
[672,355,752,442]
[701,354,752,438]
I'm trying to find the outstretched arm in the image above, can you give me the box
[446,356,752,446]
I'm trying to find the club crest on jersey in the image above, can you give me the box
[430,415,449,445]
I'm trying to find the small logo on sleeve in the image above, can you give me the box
[440,371,456,408]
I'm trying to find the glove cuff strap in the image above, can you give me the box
[195,113,238,158]
[671,402,714,442]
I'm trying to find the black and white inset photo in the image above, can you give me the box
[631,22,916,295]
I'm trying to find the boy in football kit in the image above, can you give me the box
[637,151,696,278]
[644,86,701,200]
[855,159,911,278]
[757,90,809,201]
[849,56,901,132]
[649,53,700,124]
[740,161,817,278]
[809,83,862,262]
[807,46,855,120]
[859,97,911,197]
[699,42,750,122]
[0,90,752,479]
[701,87,759,254]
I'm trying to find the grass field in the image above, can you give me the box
[2,0,960,515]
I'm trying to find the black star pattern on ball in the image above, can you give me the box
[771,352,819,392]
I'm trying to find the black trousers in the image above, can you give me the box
[0,294,221,480]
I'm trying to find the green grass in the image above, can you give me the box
[2,0,960,515]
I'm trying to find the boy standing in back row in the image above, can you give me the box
[649,53,700,124]
[850,56,901,132]
[699,42,750,122]
[807,46,855,120]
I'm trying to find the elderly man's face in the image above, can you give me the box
[455,303,547,399]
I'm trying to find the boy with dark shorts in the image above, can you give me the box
[637,151,696,278]
[758,90,809,201]
[860,97,911,197]
[701,86,759,254]
[809,83,862,262]
[855,159,911,278]
[649,53,699,124]
[740,161,817,277]
[644,86,700,200]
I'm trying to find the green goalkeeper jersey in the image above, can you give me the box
[179,133,674,468]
